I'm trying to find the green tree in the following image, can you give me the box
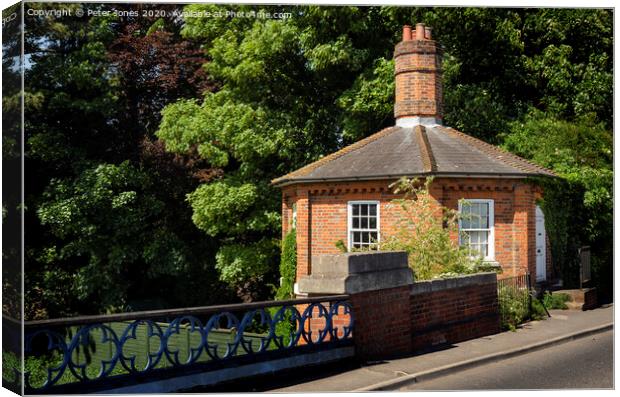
[3,3,24,323]
[158,6,612,294]
[23,3,232,317]
[24,3,125,317]
[37,162,176,310]
[21,5,613,314]
[502,112,612,298]
[158,4,418,289]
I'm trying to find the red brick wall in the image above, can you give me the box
[282,178,540,282]
[281,194,292,240]
[317,274,500,359]
[513,183,537,278]
[440,178,538,278]
[409,276,500,351]
[350,286,412,360]
[294,259,500,360]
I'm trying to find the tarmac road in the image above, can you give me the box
[403,329,614,390]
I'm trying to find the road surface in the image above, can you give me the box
[404,330,613,390]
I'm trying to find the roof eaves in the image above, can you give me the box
[272,171,546,187]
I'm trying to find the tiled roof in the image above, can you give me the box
[272,125,556,186]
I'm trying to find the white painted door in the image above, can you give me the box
[535,206,546,282]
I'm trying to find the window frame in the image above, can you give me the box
[458,199,495,261]
[347,200,381,251]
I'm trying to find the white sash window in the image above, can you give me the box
[348,201,380,250]
[458,199,495,261]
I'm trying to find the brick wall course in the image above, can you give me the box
[409,276,500,351]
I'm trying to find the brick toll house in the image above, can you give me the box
[272,23,557,289]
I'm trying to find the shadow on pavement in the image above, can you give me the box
[179,358,362,392]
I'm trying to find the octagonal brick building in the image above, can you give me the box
[272,23,556,290]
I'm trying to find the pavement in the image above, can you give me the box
[272,304,614,392]
[403,329,613,390]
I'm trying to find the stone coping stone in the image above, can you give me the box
[312,251,408,276]
[409,272,497,296]
[298,267,414,295]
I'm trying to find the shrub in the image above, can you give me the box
[271,229,297,344]
[275,229,296,300]
[267,306,299,348]
[498,285,530,331]
[334,239,348,253]
[530,298,548,320]
[503,112,612,298]
[542,291,570,310]
[380,177,488,280]
[2,350,19,384]
[523,292,569,323]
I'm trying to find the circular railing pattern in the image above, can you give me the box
[24,300,353,390]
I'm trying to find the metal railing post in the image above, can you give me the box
[579,247,583,290]
[527,273,532,319]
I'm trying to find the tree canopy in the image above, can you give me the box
[22,3,233,318]
[15,5,613,318]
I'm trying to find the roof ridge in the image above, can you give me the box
[438,126,556,177]
[271,126,401,185]
[415,125,436,173]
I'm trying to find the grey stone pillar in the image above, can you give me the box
[298,251,414,360]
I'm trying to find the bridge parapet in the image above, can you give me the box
[18,295,353,393]
[299,251,500,360]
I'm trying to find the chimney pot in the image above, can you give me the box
[402,25,412,41]
[415,23,426,40]
[425,27,432,40]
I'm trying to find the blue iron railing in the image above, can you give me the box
[20,295,353,393]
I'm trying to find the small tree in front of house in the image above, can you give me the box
[381,177,486,280]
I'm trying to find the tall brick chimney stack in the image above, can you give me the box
[394,23,443,127]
